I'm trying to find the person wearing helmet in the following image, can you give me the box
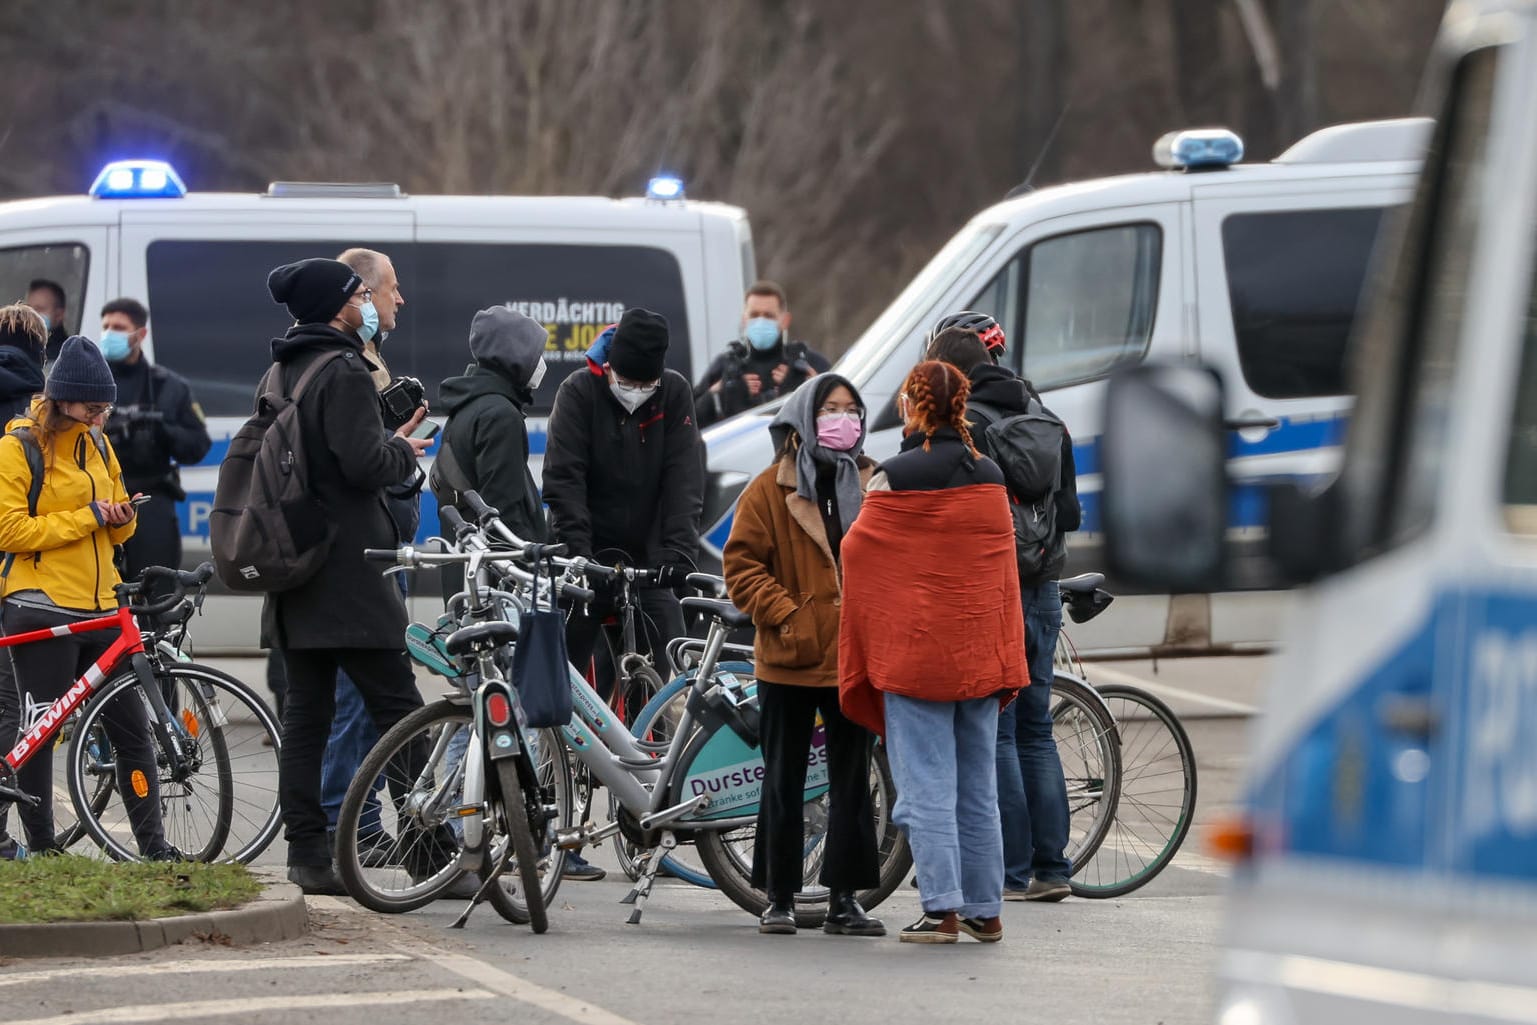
[927,311,1007,363]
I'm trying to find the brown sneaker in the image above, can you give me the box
[899,911,959,944]
[1025,878,1071,902]
[957,915,1003,942]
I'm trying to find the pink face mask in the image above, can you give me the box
[816,412,862,451]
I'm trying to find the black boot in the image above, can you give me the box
[823,890,886,937]
[758,897,797,935]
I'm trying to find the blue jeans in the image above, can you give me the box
[321,673,382,836]
[884,693,1003,919]
[996,581,1070,888]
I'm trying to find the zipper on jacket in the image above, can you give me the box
[79,433,103,611]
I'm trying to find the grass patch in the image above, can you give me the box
[0,856,262,925]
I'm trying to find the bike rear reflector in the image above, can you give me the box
[486,692,512,727]
[181,708,201,738]
[1208,814,1255,862]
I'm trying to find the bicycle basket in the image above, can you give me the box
[406,617,464,679]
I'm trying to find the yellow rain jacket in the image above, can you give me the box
[0,409,136,611]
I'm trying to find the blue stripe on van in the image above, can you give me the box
[1249,588,1537,883]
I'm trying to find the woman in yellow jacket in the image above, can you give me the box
[0,336,180,859]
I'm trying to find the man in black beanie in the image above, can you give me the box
[252,257,439,895]
[543,306,704,761]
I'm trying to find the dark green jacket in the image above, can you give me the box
[438,365,548,542]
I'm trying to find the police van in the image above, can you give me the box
[0,172,753,649]
[1100,0,1537,1019]
[701,117,1429,657]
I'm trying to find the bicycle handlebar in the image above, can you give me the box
[117,562,215,619]
[460,489,498,524]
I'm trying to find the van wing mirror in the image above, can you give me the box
[1102,362,1228,592]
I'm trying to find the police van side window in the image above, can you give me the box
[968,223,1160,388]
[0,244,89,335]
[1222,207,1388,400]
[1501,268,1537,534]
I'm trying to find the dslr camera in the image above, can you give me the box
[379,376,425,430]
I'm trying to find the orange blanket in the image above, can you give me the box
[838,483,1027,736]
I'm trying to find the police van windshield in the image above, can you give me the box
[146,239,690,419]
[0,243,88,336]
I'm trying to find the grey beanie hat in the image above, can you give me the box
[469,306,550,387]
[45,336,117,404]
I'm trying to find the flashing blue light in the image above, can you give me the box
[89,160,187,199]
[646,175,685,201]
[1153,129,1244,171]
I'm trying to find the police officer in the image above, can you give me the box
[99,297,212,590]
[694,281,830,427]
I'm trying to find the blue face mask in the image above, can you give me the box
[38,314,50,332]
[99,329,133,362]
[744,317,781,352]
[356,300,380,343]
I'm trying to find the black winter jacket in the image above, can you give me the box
[875,427,1006,492]
[965,363,1081,534]
[0,345,44,425]
[259,323,418,650]
[107,356,213,498]
[693,339,831,427]
[543,366,703,565]
[438,364,548,542]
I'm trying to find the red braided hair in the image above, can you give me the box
[899,360,980,457]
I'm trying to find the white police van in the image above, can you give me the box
[0,171,753,649]
[701,118,1428,656]
[1100,1,1537,1019]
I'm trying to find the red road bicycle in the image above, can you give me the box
[0,563,282,862]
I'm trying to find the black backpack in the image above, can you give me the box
[209,352,344,592]
[427,431,473,516]
[969,397,1067,585]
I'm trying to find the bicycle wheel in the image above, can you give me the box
[695,740,911,929]
[484,728,572,926]
[615,677,713,886]
[53,712,113,851]
[335,699,473,913]
[491,759,547,933]
[69,664,282,863]
[1050,674,1121,870]
[1069,684,1197,898]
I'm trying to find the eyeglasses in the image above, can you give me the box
[78,403,113,417]
[818,405,863,417]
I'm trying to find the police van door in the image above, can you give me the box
[0,226,112,347]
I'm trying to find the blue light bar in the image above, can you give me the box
[646,175,685,201]
[1152,129,1244,171]
[89,160,187,199]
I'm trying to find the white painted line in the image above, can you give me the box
[414,947,644,1025]
[0,953,411,988]
[10,988,496,1025]
[1081,663,1261,716]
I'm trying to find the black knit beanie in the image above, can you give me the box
[607,308,669,382]
[266,258,363,325]
[46,336,117,404]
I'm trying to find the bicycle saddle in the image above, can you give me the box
[444,620,520,655]
[680,596,753,630]
[1057,572,1106,594]
[686,572,727,597]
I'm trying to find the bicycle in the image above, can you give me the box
[0,563,283,863]
[1048,574,1199,898]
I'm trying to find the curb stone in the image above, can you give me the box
[0,869,308,959]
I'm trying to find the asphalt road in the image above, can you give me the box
[3,656,1273,1025]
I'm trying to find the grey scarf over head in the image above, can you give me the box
[768,373,867,533]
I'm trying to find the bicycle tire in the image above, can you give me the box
[484,728,572,925]
[694,741,911,929]
[53,713,113,850]
[68,664,281,862]
[336,699,473,913]
[1049,674,1122,871]
[492,759,547,933]
[1069,684,1198,898]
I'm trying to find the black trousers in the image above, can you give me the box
[2,601,167,854]
[121,497,182,599]
[277,647,423,866]
[565,587,684,702]
[751,680,880,899]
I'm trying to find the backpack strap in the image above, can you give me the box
[8,426,44,517]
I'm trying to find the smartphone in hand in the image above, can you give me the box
[408,419,441,441]
[130,494,153,507]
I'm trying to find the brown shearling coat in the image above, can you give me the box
[723,453,875,687]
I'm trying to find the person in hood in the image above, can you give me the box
[723,372,885,937]
[694,281,831,427]
[24,279,67,363]
[258,257,436,895]
[0,303,46,424]
[927,325,1080,905]
[436,305,551,542]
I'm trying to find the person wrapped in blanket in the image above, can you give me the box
[838,360,1027,945]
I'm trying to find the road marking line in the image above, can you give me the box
[9,988,495,1025]
[1080,663,1260,715]
[0,953,411,987]
[414,947,643,1025]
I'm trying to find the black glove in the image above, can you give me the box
[652,562,692,589]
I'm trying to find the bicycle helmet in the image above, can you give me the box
[927,310,1006,356]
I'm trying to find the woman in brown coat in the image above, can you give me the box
[723,372,885,937]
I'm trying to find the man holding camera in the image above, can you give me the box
[100,297,212,591]
[694,281,830,427]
